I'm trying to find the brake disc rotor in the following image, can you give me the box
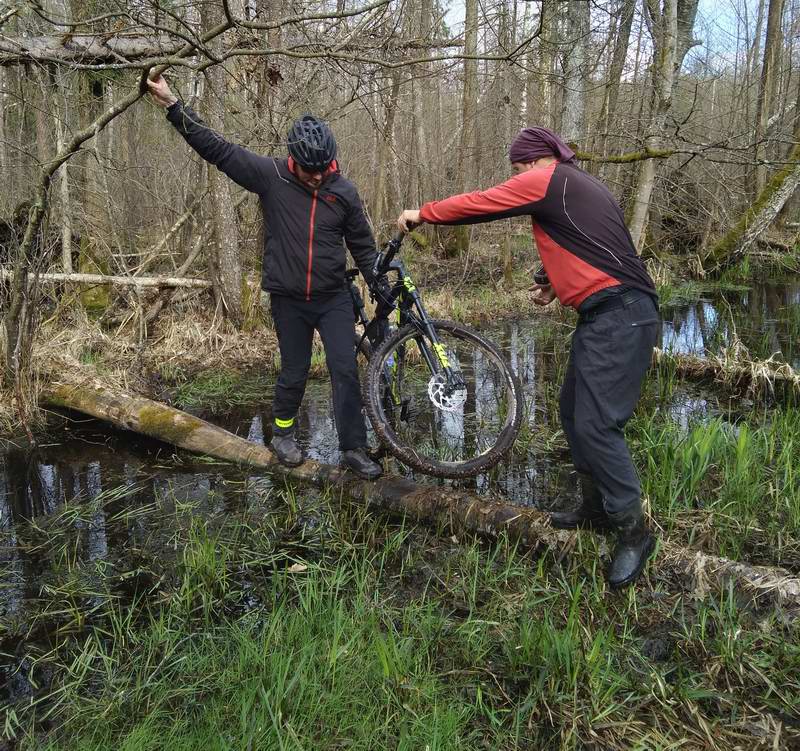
[427,373,467,412]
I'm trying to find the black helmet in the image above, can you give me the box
[287,114,337,171]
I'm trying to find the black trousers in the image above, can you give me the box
[270,290,366,451]
[559,291,660,519]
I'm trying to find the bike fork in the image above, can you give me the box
[406,289,459,383]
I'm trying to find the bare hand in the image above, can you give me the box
[529,282,556,307]
[397,209,422,233]
[146,74,178,108]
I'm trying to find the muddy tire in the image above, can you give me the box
[362,319,523,479]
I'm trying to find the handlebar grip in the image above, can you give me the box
[533,265,549,285]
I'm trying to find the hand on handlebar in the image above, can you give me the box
[397,209,421,233]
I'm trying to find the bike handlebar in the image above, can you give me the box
[372,229,410,279]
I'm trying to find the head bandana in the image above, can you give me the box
[508,127,577,165]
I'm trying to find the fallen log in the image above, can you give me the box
[0,34,183,67]
[654,348,800,393]
[40,369,800,611]
[0,269,212,288]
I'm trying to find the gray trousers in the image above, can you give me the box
[559,290,660,519]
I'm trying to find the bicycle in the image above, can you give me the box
[347,231,523,479]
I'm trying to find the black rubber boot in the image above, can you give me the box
[270,433,304,467]
[550,474,611,532]
[607,507,655,589]
[341,448,383,480]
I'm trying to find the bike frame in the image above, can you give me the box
[347,233,460,385]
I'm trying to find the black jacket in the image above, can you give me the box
[166,102,377,300]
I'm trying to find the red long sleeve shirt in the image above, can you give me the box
[419,162,655,309]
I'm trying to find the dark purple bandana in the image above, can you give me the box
[509,127,577,164]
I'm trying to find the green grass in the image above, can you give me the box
[629,382,800,566]
[172,369,273,410]
[4,483,799,750]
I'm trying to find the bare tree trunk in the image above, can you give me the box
[753,0,786,196]
[0,67,8,216]
[560,0,590,144]
[628,0,699,251]
[51,67,73,273]
[202,7,244,327]
[452,0,479,255]
[458,0,479,191]
[596,0,636,157]
[707,142,800,274]
[744,0,767,132]
[410,0,434,204]
[373,72,401,230]
[537,0,558,130]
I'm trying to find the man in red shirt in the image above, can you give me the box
[397,127,660,588]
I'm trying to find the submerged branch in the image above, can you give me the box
[655,348,800,393]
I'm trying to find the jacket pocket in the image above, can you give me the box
[631,318,660,327]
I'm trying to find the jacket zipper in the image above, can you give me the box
[306,190,318,301]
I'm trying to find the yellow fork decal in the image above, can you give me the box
[432,343,451,369]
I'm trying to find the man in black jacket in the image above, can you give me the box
[147,74,382,480]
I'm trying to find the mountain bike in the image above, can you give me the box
[347,231,523,479]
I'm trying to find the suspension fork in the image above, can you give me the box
[399,276,456,380]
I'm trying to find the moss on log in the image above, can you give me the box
[40,370,800,611]
[705,143,800,274]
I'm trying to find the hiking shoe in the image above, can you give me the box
[341,448,383,480]
[270,434,304,467]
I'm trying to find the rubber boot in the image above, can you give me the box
[550,474,611,532]
[270,433,304,467]
[607,507,655,589]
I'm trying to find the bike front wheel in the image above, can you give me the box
[363,319,523,478]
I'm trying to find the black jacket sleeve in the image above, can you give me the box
[344,190,378,283]
[166,101,271,194]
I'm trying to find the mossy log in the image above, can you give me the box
[705,143,800,275]
[40,370,800,611]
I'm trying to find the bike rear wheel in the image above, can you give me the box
[363,319,523,478]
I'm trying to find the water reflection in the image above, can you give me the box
[660,279,800,367]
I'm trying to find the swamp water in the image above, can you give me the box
[2,278,799,716]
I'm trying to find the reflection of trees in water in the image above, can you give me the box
[0,460,26,622]
[662,281,799,367]
[0,434,260,632]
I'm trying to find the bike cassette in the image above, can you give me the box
[427,373,467,412]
